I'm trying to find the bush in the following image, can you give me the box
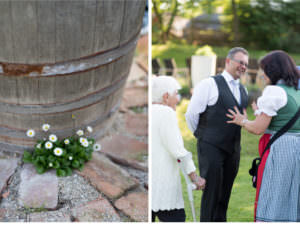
[194,45,216,56]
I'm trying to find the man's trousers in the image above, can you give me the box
[197,140,240,222]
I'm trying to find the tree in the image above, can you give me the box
[236,0,300,52]
[152,0,179,43]
[231,0,239,45]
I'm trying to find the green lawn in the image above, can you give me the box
[152,42,300,68]
[176,99,260,222]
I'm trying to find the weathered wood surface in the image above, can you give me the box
[0,0,146,153]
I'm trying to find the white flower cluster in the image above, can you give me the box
[26,125,101,155]
[80,137,89,147]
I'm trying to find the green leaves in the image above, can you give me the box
[36,165,45,174]
[56,169,66,177]
[71,160,80,169]
[23,132,96,177]
[23,151,32,163]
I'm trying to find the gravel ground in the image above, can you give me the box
[58,173,100,209]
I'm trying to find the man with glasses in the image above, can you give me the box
[186,47,249,221]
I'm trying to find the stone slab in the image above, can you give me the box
[120,87,148,111]
[101,134,148,171]
[0,158,18,195]
[127,60,147,85]
[18,164,58,209]
[77,153,138,199]
[114,192,148,222]
[29,209,71,222]
[72,197,120,222]
[125,113,148,136]
[0,208,6,221]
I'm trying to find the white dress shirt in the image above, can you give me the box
[152,104,196,212]
[185,70,243,133]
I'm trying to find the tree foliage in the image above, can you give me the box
[226,0,300,52]
[152,0,179,43]
[153,0,300,52]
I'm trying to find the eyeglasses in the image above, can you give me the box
[231,58,248,68]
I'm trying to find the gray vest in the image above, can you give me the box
[194,75,248,154]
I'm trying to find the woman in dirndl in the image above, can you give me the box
[226,50,300,222]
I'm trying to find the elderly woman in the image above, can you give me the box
[227,50,300,222]
[152,75,205,222]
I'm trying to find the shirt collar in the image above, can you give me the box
[222,70,240,85]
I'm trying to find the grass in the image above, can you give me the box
[176,99,260,222]
[152,42,300,67]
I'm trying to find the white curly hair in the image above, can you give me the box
[152,75,181,103]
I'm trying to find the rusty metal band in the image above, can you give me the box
[0,31,139,77]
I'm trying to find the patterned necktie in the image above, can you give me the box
[231,80,241,105]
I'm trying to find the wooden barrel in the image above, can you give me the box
[0,0,146,153]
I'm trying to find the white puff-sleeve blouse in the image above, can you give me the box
[152,104,196,212]
[255,85,287,116]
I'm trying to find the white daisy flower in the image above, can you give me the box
[45,141,53,149]
[69,156,73,160]
[49,162,53,167]
[81,141,89,147]
[76,130,84,136]
[79,137,85,144]
[36,143,41,149]
[42,124,50,132]
[26,129,35,138]
[43,137,46,141]
[49,134,57,142]
[54,147,63,156]
[87,126,93,133]
[93,143,101,151]
[64,139,70,145]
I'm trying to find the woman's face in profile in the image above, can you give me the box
[262,72,271,85]
[164,91,179,110]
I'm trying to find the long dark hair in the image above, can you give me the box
[259,50,299,89]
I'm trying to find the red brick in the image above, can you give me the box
[77,153,138,199]
[125,113,148,136]
[120,87,148,110]
[101,134,148,171]
[72,197,120,222]
[115,192,148,222]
